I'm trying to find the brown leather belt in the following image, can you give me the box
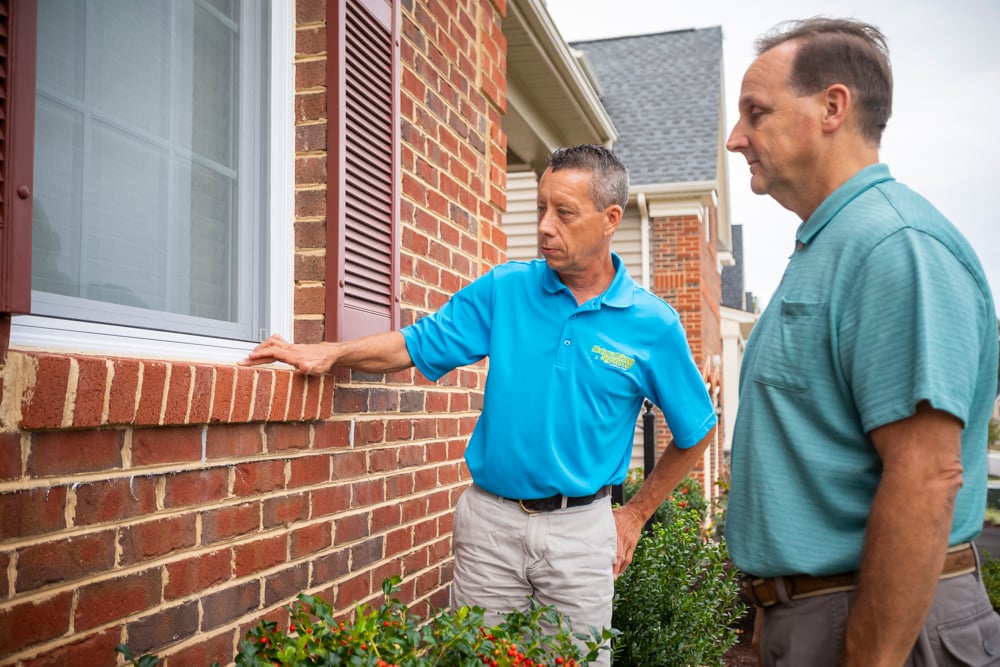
[505,486,610,513]
[740,542,978,608]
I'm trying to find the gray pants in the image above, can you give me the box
[758,566,1000,665]
[451,483,616,667]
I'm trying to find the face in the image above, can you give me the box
[726,41,827,212]
[536,167,620,279]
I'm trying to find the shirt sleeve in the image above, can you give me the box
[839,228,988,432]
[400,270,495,381]
[645,315,718,448]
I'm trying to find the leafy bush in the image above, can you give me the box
[117,577,614,666]
[981,551,1000,613]
[612,475,745,667]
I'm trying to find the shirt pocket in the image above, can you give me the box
[753,300,828,392]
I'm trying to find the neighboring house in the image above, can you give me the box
[720,225,758,454]
[0,3,735,666]
[505,27,733,501]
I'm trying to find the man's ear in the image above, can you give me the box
[822,83,851,133]
[604,204,623,237]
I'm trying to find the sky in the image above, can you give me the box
[544,0,1000,311]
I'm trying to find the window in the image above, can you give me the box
[4,0,294,361]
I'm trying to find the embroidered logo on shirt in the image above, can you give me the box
[591,345,636,371]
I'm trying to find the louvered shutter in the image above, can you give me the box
[0,0,35,315]
[327,0,400,340]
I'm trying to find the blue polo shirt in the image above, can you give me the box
[401,254,717,499]
[727,164,998,577]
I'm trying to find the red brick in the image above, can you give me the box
[250,370,273,421]
[27,430,122,477]
[233,459,285,497]
[16,531,116,592]
[162,630,234,667]
[332,450,365,480]
[72,356,108,428]
[108,361,140,425]
[302,375,322,419]
[263,493,309,528]
[264,562,309,607]
[135,360,169,425]
[119,514,197,565]
[351,478,385,507]
[312,549,349,587]
[312,420,350,450]
[162,363,193,424]
[20,354,71,429]
[334,512,370,545]
[234,534,286,577]
[23,627,119,667]
[74,476,157,526]
[202,502,260,544]
[286,373,307,420]
[163,468,229,509]
[211,365,237,422]
[350,536,385,570]
[206,423,263,459]
[164,549,232,600]
[131,425,203,467]
[268,371,292,421]
[266,422,311,452]
[0,432,20,482]
[0,552,7,597]
[230,367,256,422]
[334,572,373,610]
[0,592,73,656]
[188,364,215,423]
[201,581,259,631]
[124,600,199,656]
[75,569,161,630]
[289,522,332,559]
[289,454,330,488]
[311,484,350,518]
[0,486,66,541]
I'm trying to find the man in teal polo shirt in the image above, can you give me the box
[725,17,999,665]
[242,144,717,665]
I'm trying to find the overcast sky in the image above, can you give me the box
[545,0,1000,310]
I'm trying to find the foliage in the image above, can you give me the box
[612,473,745,667]
[989,418,999,451]
[981,551,1000,613]
[119,577,614,667]
[621,469,708,527]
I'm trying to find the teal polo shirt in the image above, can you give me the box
[401,254,717,500]
[727,164,998,577]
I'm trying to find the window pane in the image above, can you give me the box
[32,0,266,339]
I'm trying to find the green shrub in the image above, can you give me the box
[612,474,745,667]
[117,576,614,666]
[981,551,1000,613]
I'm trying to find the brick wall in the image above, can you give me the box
[0,0,508,664]
[650,211,723,495]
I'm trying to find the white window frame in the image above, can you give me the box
[11,0,294,364]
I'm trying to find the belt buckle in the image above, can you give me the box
[518,499,540,514]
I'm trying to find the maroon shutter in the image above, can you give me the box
[326,0,400,341]
[0,0,35,315]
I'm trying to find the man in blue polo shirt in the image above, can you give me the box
[242,144,717,665]
[725,17,999,665]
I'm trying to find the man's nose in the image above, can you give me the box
[726,123,747,153]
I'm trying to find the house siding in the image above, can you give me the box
[0,0,509,665]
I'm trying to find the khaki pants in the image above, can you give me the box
[451,484,616,667]
[756,565,1000,665]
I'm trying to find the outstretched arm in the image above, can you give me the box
[239,331,414,375]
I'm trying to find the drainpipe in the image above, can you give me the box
[638,192,650,289]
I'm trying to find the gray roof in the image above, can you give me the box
[721,224,746,310]
[571,27,723,186]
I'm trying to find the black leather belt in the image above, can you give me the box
[504,486,610,513]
